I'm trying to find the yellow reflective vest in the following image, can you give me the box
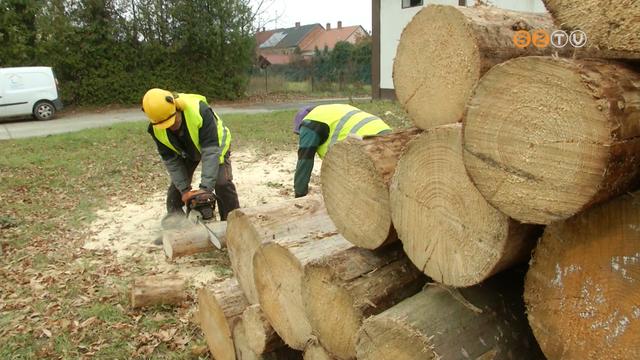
[304,104,391,158]
[152,93,230,164]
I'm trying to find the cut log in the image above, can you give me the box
[253,233,352,350]
[390,124,539,286]
[198,278,249,360]
[321,128,422,249]
[303,244,425,359]
[525,191,640,359]
[543,0,640,59]
[304,342,336,360]
[463,57,640,225]
[162,223,222,260]
[394,5,558,130]
[242,304,285,354]
[226,195,334,304]
[356,270,544,360]
[233,320,262,360]
[130,274,186,308]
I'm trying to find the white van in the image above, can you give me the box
[0,66,63,121]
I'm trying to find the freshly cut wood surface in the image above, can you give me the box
[394,5,556,129]
[233,320,262,360]
[321,128,421,249]
[464,57,640,224]
[390,124,539,286]
[130,274,186,308]
[302,245,425,359]
[198,278,249,360]
[525,192,640,359]
[303,342,336,360]
[226,195,334,303]
[356,271,544,360]
[162,224,215,260]
[242,304,284,354]
[543,0,640,59]
[253,233,352,350]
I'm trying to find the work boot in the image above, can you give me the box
[153,235,163,246]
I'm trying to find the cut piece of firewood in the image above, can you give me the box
[253,233,352,350]
[356,270,544,360]
[130,274,186,308]
[303,244,425,359]
[525,191,640,359]
[162,223,216,260]
[198,278,249,360]
[226,195,334,304]
[463,57,640,224]
[394,5,558,129]
[390,124,540,286]
[242,304,285,355]
[321,128,422,249]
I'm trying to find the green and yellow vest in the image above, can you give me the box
[153,93,230,164]
[304,104,391,158]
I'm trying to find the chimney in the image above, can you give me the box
[337,21,342,29]
[326,22,331,30]
[295,22,300,28]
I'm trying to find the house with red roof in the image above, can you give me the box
[255,21,369,65]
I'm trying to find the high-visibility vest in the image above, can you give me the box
[304,104,391,158]
[153,93,231,164]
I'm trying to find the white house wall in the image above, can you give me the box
[380,0,547,90]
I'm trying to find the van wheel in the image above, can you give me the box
[33,101,56,120]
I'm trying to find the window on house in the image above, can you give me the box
[402,0,423,8]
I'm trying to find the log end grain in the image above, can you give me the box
[390,124,537,286]
[243,304,284,354]
[463,56,640,225]
[394,5,481,129]
[525,192,640,359]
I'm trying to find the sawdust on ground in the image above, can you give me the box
[83,149,321,285]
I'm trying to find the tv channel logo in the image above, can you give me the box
[513,29,587,49]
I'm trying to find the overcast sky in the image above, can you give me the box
[253,0,372,32]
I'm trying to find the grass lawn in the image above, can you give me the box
[0,100,408,359]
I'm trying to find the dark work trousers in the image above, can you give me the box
[166,152,240,220]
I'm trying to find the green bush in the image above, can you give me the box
[0,0,255,105]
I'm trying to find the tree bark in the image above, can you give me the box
[356,270,544,360]
[162,223,224,260]
[253,233,353,350]
[320,128,422,249]
[394,5,558,130]
[302,244,425,359]
[242,304,285,354]
[463,57,640,224]
[198,278,249,360]
[542,0,640,59]
[130,274,186,308]
[226,195,334,304]
[390,124,540,287]
[304,342,336,360]
[525,191,640,359]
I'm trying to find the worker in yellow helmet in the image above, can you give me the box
[142,88,239,242]
[292,104,392,197]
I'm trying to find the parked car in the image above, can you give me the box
[0,66,63,121]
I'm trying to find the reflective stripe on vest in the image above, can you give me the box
[305,104,392,158]
[153,93,230,164]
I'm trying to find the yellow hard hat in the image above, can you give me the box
[142,88,177,129]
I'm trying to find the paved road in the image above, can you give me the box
[0,97,370,140]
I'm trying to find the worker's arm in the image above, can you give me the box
[148,126,192,193]
[198,102,222,191]
[294,123,325,197]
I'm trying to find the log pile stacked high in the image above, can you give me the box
[191,3,640,359]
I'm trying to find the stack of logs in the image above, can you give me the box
[196,2,640,359]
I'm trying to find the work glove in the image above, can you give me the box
[181,189,206,205]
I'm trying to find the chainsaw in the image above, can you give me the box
[186,191,226,249]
